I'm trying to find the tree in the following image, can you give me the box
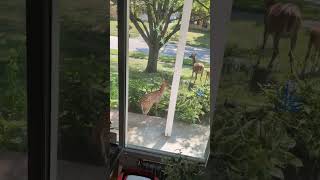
[191,0,209,28]
[130,0,184,73]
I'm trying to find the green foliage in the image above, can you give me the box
[233,0,320,20]
[0,47,27,152]
[191,0,210,27]
[264,79,320,160]
[212,106,302,180]
[212,77,320,179]
[0,48,26,121]
[111,72,119,108]
[174,84,209,123]
[128,79,210,124]
[162,153,204,180]
[0,117,27,152]
[59,56,107,139]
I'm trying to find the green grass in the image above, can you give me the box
[110,20,210,49]
[110,50,210,108]
[110,20,140,38]
[233,0,320,20]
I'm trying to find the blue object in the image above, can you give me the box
[196,89,205,97]
[277,80,302,112]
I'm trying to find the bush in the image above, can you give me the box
[162,152,204,180]
[212,106,303,180]
[128,79,210,124]
[0,47,27,152]
[0,117,27,152]
[59,56,107,163]
[211,78,320,179]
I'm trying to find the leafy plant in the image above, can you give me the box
[59,55,107,146]
[0,47,27,152]
[211,106,302,180]
[0,116,27,152]
[162,152,204,180]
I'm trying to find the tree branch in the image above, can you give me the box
[130,11,151,46]
[194,0,209,11]
[160,8,174,37]
[133,14,150,37]
[162,16,182,46]
[173,5,184,14]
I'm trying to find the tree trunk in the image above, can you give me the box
[145,45,160,73]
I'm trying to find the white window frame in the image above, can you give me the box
[117,0,234,163]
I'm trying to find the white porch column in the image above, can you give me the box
[165,0,193,136]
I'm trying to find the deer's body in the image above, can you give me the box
[190,53,205,82]
[139,81,168,115]
[302,26,320,74]
[261,0,302,73]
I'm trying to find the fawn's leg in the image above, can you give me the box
[267,34,280,70]
[289,33,298,74]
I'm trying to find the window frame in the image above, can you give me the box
[26,0,59,179]
[117,0,233,163]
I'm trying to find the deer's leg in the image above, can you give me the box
[155,103,158,116]
[303,40,313,75]
[200,70,204,81]
[267,35,280,70]
[257,28,269,66]
[312,49,320,73]
[194,73,198,83]
[289,33,298,74]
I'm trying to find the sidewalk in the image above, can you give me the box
[110,36,211,63]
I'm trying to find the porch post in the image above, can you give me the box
[165,0,193,136]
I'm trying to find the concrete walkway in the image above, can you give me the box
[110,110,210,159]
[110,36,211,63]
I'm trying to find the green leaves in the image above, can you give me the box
[162,153,204,180]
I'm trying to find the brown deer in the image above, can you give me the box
[139,80,168,115]
[190,53,205,82]
[260,0,302,73]
[302,25,320,74]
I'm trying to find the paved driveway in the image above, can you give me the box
[110,36,211,63]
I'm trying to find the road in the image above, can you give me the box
[110,9,320,64]
[110,36,211,63]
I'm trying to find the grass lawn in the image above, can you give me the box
[110,20,210,49]
[110,49,210,108]
[233,0,320,20]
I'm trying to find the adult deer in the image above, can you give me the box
[190,53,205,83]
[139,80,169,115]
[260,0,302,73]
[302,25,320,74]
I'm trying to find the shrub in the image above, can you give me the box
[59,55,107,162]
[162,152,204,180]
[0,117,27,152]
[128,79,210,124]
[0,47,27,152]
[212,106,303,180]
